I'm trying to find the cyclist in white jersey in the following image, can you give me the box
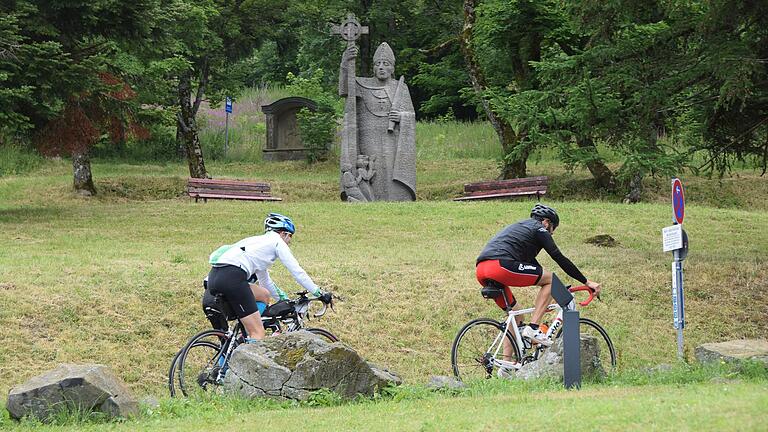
[206,213,329,342]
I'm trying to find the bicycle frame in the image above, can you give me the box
[487,303,562,369]
[488,286,595,369]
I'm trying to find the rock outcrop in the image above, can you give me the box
[223,331,401,400]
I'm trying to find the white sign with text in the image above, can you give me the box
[662,224,683,252]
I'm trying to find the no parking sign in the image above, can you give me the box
[672,178,684,224]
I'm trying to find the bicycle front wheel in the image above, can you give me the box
[306,327,339,343]
[556,318,616,377]
[451,318,520,382]
[177,329,228,397]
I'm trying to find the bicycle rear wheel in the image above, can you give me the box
[306,327,339,342]
[555,318,616,377]
[177,329,228,397]
[451,318,520,382]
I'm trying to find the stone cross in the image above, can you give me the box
[331,13,369,48]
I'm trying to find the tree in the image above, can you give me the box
[0,0,155,194]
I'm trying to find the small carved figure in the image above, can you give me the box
[341,163,367,202]
[356,154,376,201]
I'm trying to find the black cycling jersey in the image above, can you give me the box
[476,218,588,284]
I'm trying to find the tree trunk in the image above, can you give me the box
[576,135,616,190]
[460,0,527,179]
[72,150,96,196]
[178,72,208,179]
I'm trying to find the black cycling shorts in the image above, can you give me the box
[206,265,260,319]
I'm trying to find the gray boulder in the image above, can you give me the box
[6,364,138,422]
[427,375,466,391]
[223,331,401,400]
[516,335,605,381]
[695,339,768,365]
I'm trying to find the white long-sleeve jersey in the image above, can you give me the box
[213,231,321,300]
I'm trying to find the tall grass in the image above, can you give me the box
[197,85,292,163]
[0,144,44,177]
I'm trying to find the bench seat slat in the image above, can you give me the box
[190,192,282,201]
[453,190,547,201]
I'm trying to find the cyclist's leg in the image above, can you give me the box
[531,270,553,325]
[476,259,538,362]
[208,265,266,340]
[249,283,271,303]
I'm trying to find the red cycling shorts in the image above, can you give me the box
[476,259,543,309]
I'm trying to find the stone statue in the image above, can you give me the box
[335,20,416,201]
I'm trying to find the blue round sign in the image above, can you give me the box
[672,178,684,224]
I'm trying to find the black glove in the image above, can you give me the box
[319,292,333,305]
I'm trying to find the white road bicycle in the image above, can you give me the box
[451,284,616,381]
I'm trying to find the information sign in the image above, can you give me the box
[225,96,233,113]
[662,224,683,252]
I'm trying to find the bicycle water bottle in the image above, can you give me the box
[546,317,562,338]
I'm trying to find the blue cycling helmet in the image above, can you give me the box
[264,213,296,234]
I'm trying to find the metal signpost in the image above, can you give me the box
[663,177,689,360]
[224,96,233,156]
[550,274,580,389]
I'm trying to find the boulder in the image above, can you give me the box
[695,339,768,365]
[223,331,401,400]
[515,335,605,381]
[6,364,138,422]
[427,375,465,391]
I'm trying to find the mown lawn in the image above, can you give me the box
[3,378,767,431]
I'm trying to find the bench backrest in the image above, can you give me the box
[463,176,548,192]
[187,178,273,199]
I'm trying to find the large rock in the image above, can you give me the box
[695,339,768,365]
[516,335,605,381]
[6,364,138,422]
[223,331,401,400]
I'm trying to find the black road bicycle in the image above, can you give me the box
[168,291,338,397]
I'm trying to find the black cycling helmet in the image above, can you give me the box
[530,203,559,229]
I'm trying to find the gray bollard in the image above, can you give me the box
[563,309,581,389]
[550,273,581,389]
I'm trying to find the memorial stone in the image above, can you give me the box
[261,97,318,161]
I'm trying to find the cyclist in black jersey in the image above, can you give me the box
[476,204,601,348]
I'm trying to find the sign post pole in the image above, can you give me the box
[664,177,688,360]
[224,96,233,156]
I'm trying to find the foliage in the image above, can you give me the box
[285,70,342,163]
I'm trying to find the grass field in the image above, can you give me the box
[3,370,767,431]
[1,147,766,428]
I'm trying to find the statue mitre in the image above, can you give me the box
[373,42,395,65]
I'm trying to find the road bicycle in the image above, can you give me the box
[168,290,338,397]
[451,283,616,381]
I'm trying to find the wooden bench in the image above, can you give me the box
[187,178,282,202]
[453,176,548,201]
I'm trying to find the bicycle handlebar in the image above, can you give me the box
[568,285,597,307]
[293,291,334,318]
